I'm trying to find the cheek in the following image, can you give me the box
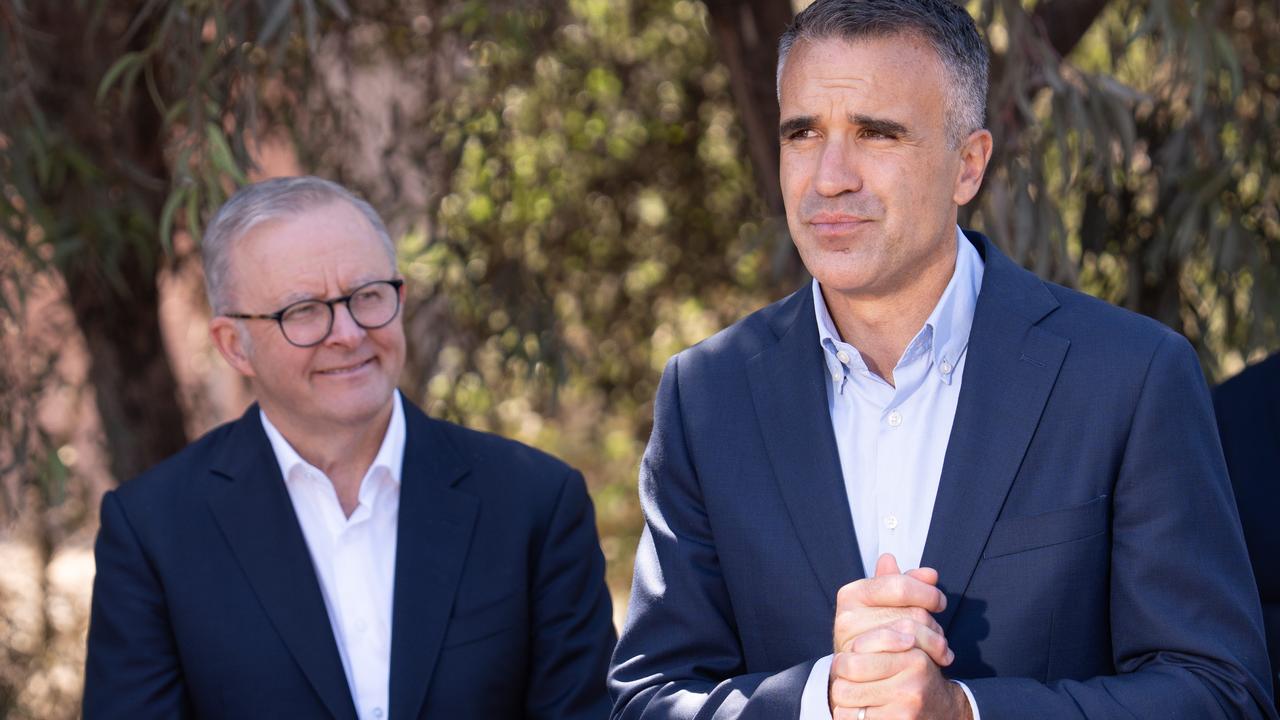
[778,151,810,202]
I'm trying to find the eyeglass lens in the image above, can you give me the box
[279,281,399,346]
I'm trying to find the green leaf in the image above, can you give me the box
[158,186,186,254]
[163,98,189,126]
[185,188,202,245]
[206,122,248,184]
[96,50,145,103]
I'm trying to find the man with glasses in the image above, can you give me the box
[83,176,616,719]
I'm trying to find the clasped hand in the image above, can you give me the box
[828,554,972,720]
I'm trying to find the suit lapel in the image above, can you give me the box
[206,407,357,720]
[388,400,477,720]
[921,233,1070,632]
[747,289,863,608]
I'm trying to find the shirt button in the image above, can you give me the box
[373,708,384,719]
[884,515,899,530]
[887,411,903,427]
[836,350,851,365]
[940,360,953,375]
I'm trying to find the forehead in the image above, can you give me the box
[229,200,394,300]
[779,33,948,115]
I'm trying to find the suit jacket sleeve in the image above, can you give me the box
[83,490,193,720]
[963,333,1277,719]
[610,355,815,719]
[526,468,618,720]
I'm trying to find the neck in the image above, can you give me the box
[822,241,957,385]
[262,398,394,516]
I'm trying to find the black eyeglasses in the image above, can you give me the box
[224,279,404,348]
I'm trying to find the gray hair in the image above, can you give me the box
[201,176,396,313]
[776,0,989,148]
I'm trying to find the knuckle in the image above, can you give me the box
[832,651,854,677]
[907,648,930,672]
[887,578,909,604]
[839,581,867,607]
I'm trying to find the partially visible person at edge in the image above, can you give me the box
[1214,351,1280,711]
[83,176,616,719]
[609,0,1276,718]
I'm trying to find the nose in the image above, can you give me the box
[324,301,365,348]
[812,132,863,197]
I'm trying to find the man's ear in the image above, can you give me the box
[209,316,257,378]
[953,128,993,206]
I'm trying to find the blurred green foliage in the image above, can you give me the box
[0,0,1278,716]
[391,0,773,587]
[970,0,1280,375]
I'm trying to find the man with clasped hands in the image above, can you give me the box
[609,1,1276,718]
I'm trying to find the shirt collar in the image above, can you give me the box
[260,389,406,499]
[812,226,984,385]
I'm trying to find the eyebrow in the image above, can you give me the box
[274,275,391,306]
[853,114,911,139]
[778,114,913,140]
[779,115,817,139]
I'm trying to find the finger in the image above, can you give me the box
[845,617,952,666]
[834,605,946,654]
[834,648,947,712]
[832,707,869,720]
[875,553,902,577]
[888,616,953,666]
[829,675,873,711]
[904,566,939,586]
[850,626,916,655]
[834,640,936,686]
[838,573,947,613]
[831,650,906,683]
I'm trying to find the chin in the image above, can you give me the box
[324,387,396,422]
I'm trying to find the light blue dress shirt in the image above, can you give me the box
[799,227,985,719]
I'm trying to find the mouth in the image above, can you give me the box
[315,357,376,376]
[808,215,873,238]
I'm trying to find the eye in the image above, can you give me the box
[283,302,321,322]
[786,127,819,142]
[858,125,901,141]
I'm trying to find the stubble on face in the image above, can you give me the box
[777,34,964,309]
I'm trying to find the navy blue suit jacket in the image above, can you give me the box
[84,394,615,719]
[1214,352,1280,703]
[610,232,1276,719]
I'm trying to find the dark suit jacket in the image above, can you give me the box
[609,231,1276,719]
[84,394,615,719]
[1214,352,1280,705]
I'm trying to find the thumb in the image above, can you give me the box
[875,553,901,577]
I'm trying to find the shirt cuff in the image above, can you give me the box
[799,654,834,720]
[953,679,981,720]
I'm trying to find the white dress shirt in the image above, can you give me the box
[260,391,405,720]
[799,228,984,719]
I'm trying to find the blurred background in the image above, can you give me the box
[0,0,1277,716]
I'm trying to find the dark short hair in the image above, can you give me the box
[777,0,988,147]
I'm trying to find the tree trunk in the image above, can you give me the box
[704,0,794,219]
[30,1,188,482]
